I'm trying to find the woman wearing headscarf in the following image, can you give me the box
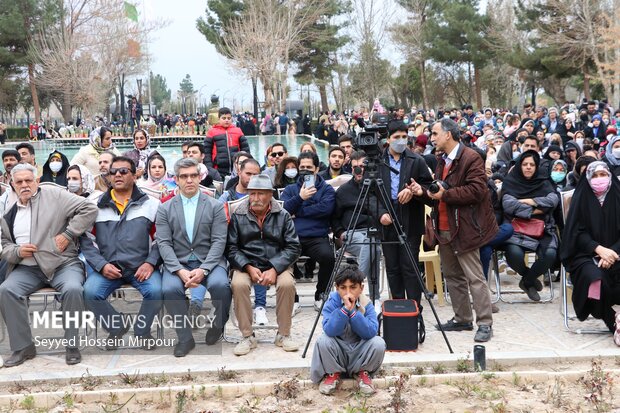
[584,114,606,148]
[561,161,620,344]
[66,164,95,198]
[40,150,70,186]
[549,159,568,190]
[564,140,583,173]
[557,117,576,147]
[70,126,120,175]
[501,150,560,301]
[137,153,176,195]
[603,135,620,176]
[122,128,155,178]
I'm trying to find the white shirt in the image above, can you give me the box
[443,143,461,166]
[14,201,36,266]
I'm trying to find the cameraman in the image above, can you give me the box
[379,122,433,302]
[427,118,497,343]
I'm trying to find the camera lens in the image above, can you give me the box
[428,181,440,194]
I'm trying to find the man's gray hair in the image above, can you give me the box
[438,118,460,141]
[11,163,38,179]
[173,157,199,176]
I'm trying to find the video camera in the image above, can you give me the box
[354,114,389,159]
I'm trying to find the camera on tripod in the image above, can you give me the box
[428,179,449,194]
[354,115,389,158]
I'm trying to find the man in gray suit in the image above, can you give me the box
[0,163,97,366]
[157,157,231,357]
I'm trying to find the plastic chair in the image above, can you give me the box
[419,237,444,306]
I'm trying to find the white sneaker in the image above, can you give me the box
[292,302,301,317]
[274,333,299,352]
[253,306,269,325]
[314,300,322,312]
[233,335,257,356]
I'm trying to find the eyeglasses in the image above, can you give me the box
[178,173,200,180]
[109,167,131,175]
[270,151,285,158]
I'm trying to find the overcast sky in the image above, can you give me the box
[147,0,253,111]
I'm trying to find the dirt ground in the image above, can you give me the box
[1,358,618,412]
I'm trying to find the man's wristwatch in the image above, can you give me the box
[202,269,208,278]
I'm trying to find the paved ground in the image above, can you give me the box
[0,263,617,384]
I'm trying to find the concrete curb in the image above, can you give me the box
[2,368,619,409]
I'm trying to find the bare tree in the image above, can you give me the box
[29,0,155,122]
[220,0,330,113]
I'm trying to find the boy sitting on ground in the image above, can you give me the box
[310,266,386,395]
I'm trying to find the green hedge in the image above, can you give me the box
[5,128,30,141]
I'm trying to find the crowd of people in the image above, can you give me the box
[0,99,619,396]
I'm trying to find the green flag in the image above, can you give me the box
[124,1,138,22]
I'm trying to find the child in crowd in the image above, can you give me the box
[310,266,385,395]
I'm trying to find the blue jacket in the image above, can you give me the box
[80,186,160,274]
[322,291,378,341]
[281,174,335,238]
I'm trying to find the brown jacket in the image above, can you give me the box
[431,144,498,254]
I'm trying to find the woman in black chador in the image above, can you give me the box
[561,161,620,345]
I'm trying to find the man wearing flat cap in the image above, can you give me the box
[226,174,301,356]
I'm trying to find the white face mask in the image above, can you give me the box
[612,148,620,159]
[284,168,298,178]
[67,181,81,193]
[407,131,415,138]
[49,161,62,173]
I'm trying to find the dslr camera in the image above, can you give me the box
[428,179,449,194]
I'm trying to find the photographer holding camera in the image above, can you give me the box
[379,122,434,303]
[427,118,498,343]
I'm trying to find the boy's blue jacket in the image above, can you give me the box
[321,291,378,341]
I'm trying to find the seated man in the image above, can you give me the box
[0,163,97,366]
[157,158,231,357]
[310,266,385,395]
[281,151,336,310]
[80,156,162,350]
[318,146,346,180]
[227,174,301,356]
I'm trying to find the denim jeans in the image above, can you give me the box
[83,265,163,336]
[480,223,515,280]
[191,284,266,308]
[162,263,231,343]
[343,229,381,300]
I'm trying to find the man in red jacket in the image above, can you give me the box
[204,107,250,177]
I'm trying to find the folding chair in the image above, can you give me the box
[493,250,554,304]
[558,189,608,334]
[212,180,224,196]
[199,185,216,198]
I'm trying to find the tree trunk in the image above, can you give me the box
[420,60,429,110]
[319,84,329,113]
[467,62,473,106]
[583,66,591,101]
[329,77,339,112]
[28,64,41,122]
[474,64,483,110]
[61,96,72,124]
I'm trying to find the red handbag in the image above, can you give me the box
[511,217,545,239]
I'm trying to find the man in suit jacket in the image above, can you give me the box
[156,157,231,357]
[379,122,434,303]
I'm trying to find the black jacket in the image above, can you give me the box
[331,177,388,239]
[379,148,434,236]
[226,198,301,273]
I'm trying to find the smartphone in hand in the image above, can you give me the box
[304,174,315,188]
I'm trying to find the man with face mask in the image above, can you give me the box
[379,122,433,305]
[331,151,390,312]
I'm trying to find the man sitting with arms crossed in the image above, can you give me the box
[157,158,231,356]
[0,163,97,366]
[227,174,301,356]
[310,266,385,396]
[80,156,162,351]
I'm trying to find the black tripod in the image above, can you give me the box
[302,161,453,357]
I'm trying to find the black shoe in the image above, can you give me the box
[205,327,223,345]
[519,279,540,301]
[106,322,131,351]
[436,317,473,331]
[137,333,157,351]
[474,325,493,342]
[4,343,36,367]
[174,338,196,357]
[534,277,544,291]
[65,347,81,365]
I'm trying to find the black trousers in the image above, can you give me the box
[382,226,422,302]
[300,236,335,301]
